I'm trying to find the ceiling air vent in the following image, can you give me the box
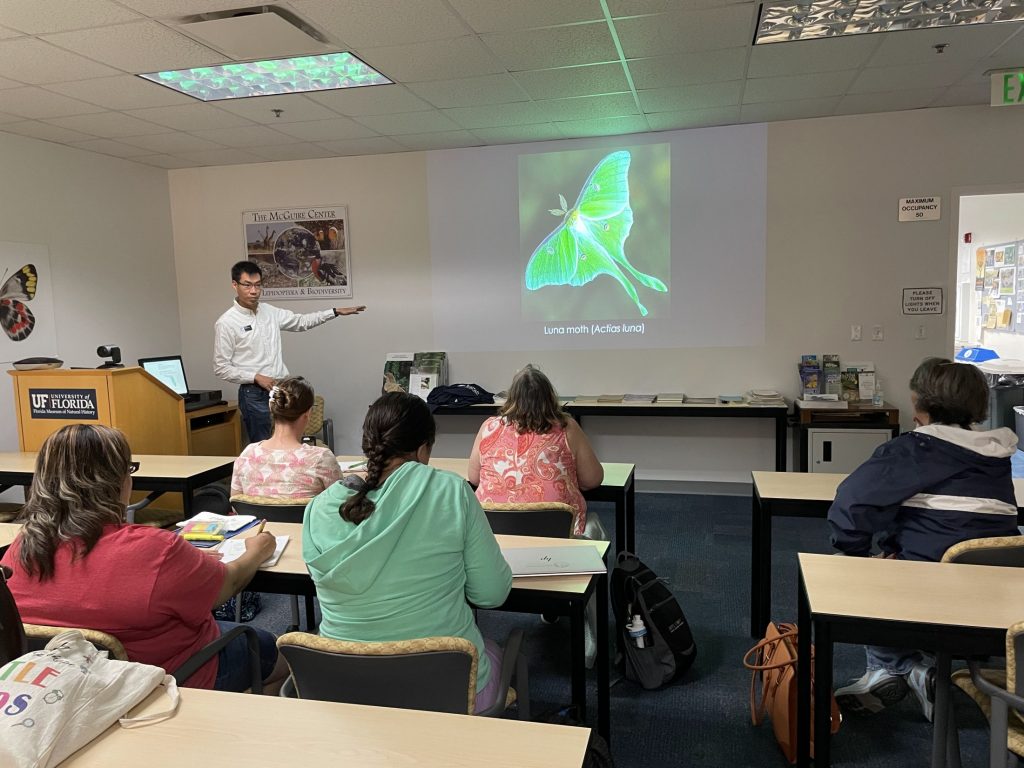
[175,5,333,60]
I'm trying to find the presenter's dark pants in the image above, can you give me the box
[238,383,272,443]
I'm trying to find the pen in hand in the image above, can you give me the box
[257,519,266,535]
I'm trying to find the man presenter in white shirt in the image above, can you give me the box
[214,260,365,443]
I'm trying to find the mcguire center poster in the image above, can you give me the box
[241,206,352,300]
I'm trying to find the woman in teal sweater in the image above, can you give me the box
[303,392,513,711]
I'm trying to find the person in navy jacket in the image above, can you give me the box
[830,357,1019,721]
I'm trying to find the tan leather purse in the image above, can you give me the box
[743,622,841,764]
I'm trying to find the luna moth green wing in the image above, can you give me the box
[524,150,667,317]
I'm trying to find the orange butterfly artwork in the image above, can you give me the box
[0,264,38,341]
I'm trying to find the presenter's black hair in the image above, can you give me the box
[340,393,436,525]
[909,357,989,428]
[231,260,263,282]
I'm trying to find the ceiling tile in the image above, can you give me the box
[1,120,95,143]
[931,81,991,108]
[637,81,743,112]
[835,88,947,115]
[360,36,504,82]
[216,94,342,124]
[0,87,107,118]
[513,62,630,100]
[131,154,203,169]
[743,71,858,104]
[0,0,141,35]
[645,105,740,130]
[273,117,379,141]
[626,49,747,90]
[868,25,1018,68]
[556,114,650,138]
[292,0,468,47]
[447,0,603,33]
[0,26,22,39]
[43,21,224,73]
[0,38,118,84]
[614,6,756,57]
[535,92,639,121]
[356,109,462,135]
[307,85,433,116]
[0,76,24,90]
[119,132,226,153]
[849,60,975,93]
[45,75,194,110]
[188,125,302,147]
[114,0,256,15]
[740,96,840,123]
[408,74,530,108]
[315,136,408,155]
[747,35,881,78]
[44,111,169,137]
[125,103,253,130]
[177,148,264,165]
[481,21,618,70]
[608,0,734,13]
[0,111,24,124]
[391,130,483,150]
[67,137,154,157]
[981,29,1024,72]
[247,143,340,161]
[471,123,565,143]
[443,101,548,129]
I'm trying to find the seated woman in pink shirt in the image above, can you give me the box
[469,364,605,538]
[1,424,287,692]
[231,376,341,498]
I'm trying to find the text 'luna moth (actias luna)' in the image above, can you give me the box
[524,150,667,317]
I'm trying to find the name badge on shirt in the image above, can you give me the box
[243,325,252,332]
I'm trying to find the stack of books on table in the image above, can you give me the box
[571,394,600,403]
[685,396,718,404]
[623,393,656,403]
[795,393,848,410]
[598,394,624,403]
[747,389,786,406]
[655,393,686,403]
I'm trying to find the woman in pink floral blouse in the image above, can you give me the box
[231,377,341,498]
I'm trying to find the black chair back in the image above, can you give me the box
[231,499,309,524]
[484,508,573,538]
[0,565,27,665]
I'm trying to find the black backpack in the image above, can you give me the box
[540,706,615,768]
[610,552,696,690]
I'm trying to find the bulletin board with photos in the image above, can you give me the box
[975,241,1022,333]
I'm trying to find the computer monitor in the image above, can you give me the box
[137,355,189,396]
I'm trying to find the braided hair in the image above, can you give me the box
[341,392,436,525]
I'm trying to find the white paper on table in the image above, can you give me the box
[217,535,289,568]
[175,512,257,532]
[337,459,367,471]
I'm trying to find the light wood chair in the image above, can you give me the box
[277,629,529,719]
[302,395,334,452]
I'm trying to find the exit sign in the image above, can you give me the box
[992,71,1024,106]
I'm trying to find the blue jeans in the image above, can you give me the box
[238,384,271,443]
[213,620,278,692]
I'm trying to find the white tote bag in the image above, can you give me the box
[0,630,180,768]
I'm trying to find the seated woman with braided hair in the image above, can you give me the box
[303,392,513,712]
[231,376,341,498]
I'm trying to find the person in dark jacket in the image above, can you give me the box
[830,357,1018,721]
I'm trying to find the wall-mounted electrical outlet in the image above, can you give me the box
[872,325,884,341]
[914,325,926,340]
[851,324,862,341]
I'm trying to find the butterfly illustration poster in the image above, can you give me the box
[519,143,670,322]
[241,206,352,300]
[0,242,56,363]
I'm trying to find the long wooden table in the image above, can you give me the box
[238,521,612,744]
[797,554,1024,768]
[749,471,1024,637]
[342,455,638,555]
[0,452,234,517]
[434,399,790,472]
[61,686,589,767]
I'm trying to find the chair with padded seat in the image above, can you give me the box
[939,536,1024,768]
[481,501,575,539]
[276,628,529,720]
[302,395,334,453]
[229,495,314,630]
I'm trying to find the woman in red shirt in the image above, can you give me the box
[1,424,287,691]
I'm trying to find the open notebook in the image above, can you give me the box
[217,535,289,568]
[501,546,607,577]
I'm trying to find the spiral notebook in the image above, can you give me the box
[501,546,606,577]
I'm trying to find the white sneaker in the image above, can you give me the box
[906,662,935,723]
[835,668,909,714]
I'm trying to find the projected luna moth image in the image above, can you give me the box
[523,149,668,318]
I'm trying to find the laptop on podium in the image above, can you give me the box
[137,355,222,412]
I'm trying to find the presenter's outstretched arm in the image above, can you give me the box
[333,306,366,316]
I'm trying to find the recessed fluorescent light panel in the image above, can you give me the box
[139,52,391,101]
[755,0,1024,43]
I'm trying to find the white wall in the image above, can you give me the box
[0,131,179,452]
[168,104,1024,489]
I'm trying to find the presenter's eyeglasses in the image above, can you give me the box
[128,461,140,475]
[237,281,263,291]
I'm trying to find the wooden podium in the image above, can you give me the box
[9,367,240,456]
